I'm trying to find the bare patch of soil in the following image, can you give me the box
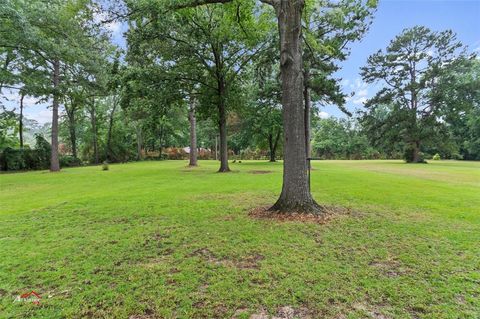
[248,170,273,174]
[246,306,312,319]
[369,258,411,277]
[189,248,218,263]
[249,205,352,224]
[188,248,265,269]
[352,303,392,319]
[233,253,265,269]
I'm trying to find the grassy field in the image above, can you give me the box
[1,160,479,319]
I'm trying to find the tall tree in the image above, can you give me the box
[360,26,472,163]
[120,0,368,213]
[1,0,112,171]
[436,59,480,160]
[125,1,269,172]
[302,0,376,159]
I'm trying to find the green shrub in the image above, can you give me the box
[0,134,51,171]
[1,147,25,170]
[60,155,82,168]
[432,153,441,160]
[102,161,109,171]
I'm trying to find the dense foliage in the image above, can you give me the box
[1,2,479,173]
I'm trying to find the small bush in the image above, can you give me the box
[60,155,82,168]
[432,153,441,160]
[0,137,51,171]
[102,161,109,171]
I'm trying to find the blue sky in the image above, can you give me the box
[5,0,480,123]
[324,0,480,118]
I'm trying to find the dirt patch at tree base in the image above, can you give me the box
[248,205,352,223]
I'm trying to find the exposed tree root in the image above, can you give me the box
[249,204,352,223]
[270,198,325,215]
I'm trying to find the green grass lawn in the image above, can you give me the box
[1,160,479,319]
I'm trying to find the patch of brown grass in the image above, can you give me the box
[248,170,273,174]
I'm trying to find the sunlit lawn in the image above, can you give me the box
[1,160,479,318]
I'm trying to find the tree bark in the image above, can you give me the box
[89,99,99,164]
[304,68,311,160]
[217,78,230,172]
[188,96,198,167]
[19,92,24,148]
[69,111,77,159]
[268,130,281,162]
[270,0,321,213]
[106,97,118,161]
[411,141,422,163]
[66,98,77,159]
[158,124,164,160]
[136,124,142,161]
[50,59,60,172]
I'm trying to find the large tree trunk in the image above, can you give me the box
[271,0,321,213]
[304,68,311,160]
[411,141,423,163]
[19,92,24,148]
[188,97,198,167]
[217,78,230,172]
[50,60,60,172]
[304,69,312,191]
[89,99,99,164]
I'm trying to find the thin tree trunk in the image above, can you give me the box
[268,133,274,162]
[217,78,230,172]
[188,96,198,167]
[158,125,164,160]
[69,111,77,159]
[50,59,60,172]
[136,124,142,161]
[106,97,117,161]
[272,130,281,162]
[89,99,99,164]
[19,92,24,148]
[66,99,77,159]
[271,0,321,213]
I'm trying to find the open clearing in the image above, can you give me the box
[1,160,479,318]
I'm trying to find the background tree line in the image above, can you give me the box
[1,1,479,167]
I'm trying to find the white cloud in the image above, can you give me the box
[356,89,368,97]
[352,96,368,106]
[342,78,370,106]
[318,111,329,119]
